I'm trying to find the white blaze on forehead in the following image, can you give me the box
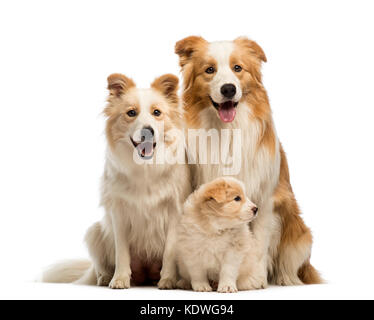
[208,41,234,66]
[208,41,242,103]
[131,88,160,142]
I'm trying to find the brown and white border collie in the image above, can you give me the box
[175,36,322,286]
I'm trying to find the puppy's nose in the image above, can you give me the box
[140,126,154,141]
[220,83,236,99]
[251,207,258,216]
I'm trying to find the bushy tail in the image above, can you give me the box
[41,259,92,284]
[298,261,324,284]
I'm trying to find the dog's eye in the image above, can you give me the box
[234,65,242,72]
[153,109,161,117]
[127,110,137,117]
[234,196,241,201]
[205,67,215,74]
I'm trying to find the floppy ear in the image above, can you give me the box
[151,74,179,105]
[202,182,227,204]
[107,73,135,97]
[175,36,207,67]
[235,37,267,63]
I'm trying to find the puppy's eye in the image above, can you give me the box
[234,196,241,201]
[234,65,242,72]
[127,110,137,117]
[153,109,161,117]
[205,67,215,74]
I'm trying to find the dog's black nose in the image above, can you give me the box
[252,207,258,216]
[141,126,154,141]
[220,83,236,99]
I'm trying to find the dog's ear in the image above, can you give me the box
[107,73,135,97]
[203,181,227,204]
[175,36,207,67]
[151,74,179,105]
[235,37,267,63]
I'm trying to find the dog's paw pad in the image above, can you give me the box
[97,274,112,287]
[158,278,177,290]
[237,277,267,291]
[192,283,212,292]
[109,277,130,289]
[217,284,238,293]
[176,279,192,290]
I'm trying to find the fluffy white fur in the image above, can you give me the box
[176,177,264,293]
[42,74,191,289]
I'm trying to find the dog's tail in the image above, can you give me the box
[41,259,95,285]
[298,261,324,284]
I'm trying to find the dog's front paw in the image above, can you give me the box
[97,274,112,287]
[237,275,267,291]
[217,282,238,293]
[176,279,192,290]
[109,276,131,289]
[158,277,177,290]
[192,282,212,292]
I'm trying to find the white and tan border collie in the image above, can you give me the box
[176,177,263,293]
[175,36,322,286]
[43,73,191,289]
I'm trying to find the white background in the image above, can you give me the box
[0,0,373,300]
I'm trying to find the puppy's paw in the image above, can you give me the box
[237,275,267,291]
[192,282,212,292]
[176,279,192,290]
[97,274,112,287]
[109,276,131,289]
[158,277,177,290]
[217,283,238,293]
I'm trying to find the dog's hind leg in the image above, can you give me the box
[85,221,115,286]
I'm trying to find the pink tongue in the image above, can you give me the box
[218,102,236,122]
[138,142,154,157]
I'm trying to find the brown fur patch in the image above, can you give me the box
[234,37,267,63]
[107,73,135,97]
[198,178,248,221]
[175,36,213,128]
[273,145,323,284]
[175,36,208,67]
[298,261,324,284]
[151,74,179,106]
[232,37,276,156]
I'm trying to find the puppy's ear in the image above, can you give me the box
[203,182,227,204]
[235,37,267,63]
[107,73,135,97]
[175,36,207,67]
[151,74,179,105]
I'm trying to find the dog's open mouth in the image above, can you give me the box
[131,137,157,160]
[209,97,238,123]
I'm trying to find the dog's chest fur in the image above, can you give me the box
[191,103,280,205]
[101,160,190,260]
[178,223,251,281]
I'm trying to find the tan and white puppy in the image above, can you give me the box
[43,74,191,289]
[175,36,322,286]
[176,177,263,293]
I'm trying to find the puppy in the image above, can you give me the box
[43,73,191,289]
[175,177,263,293]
